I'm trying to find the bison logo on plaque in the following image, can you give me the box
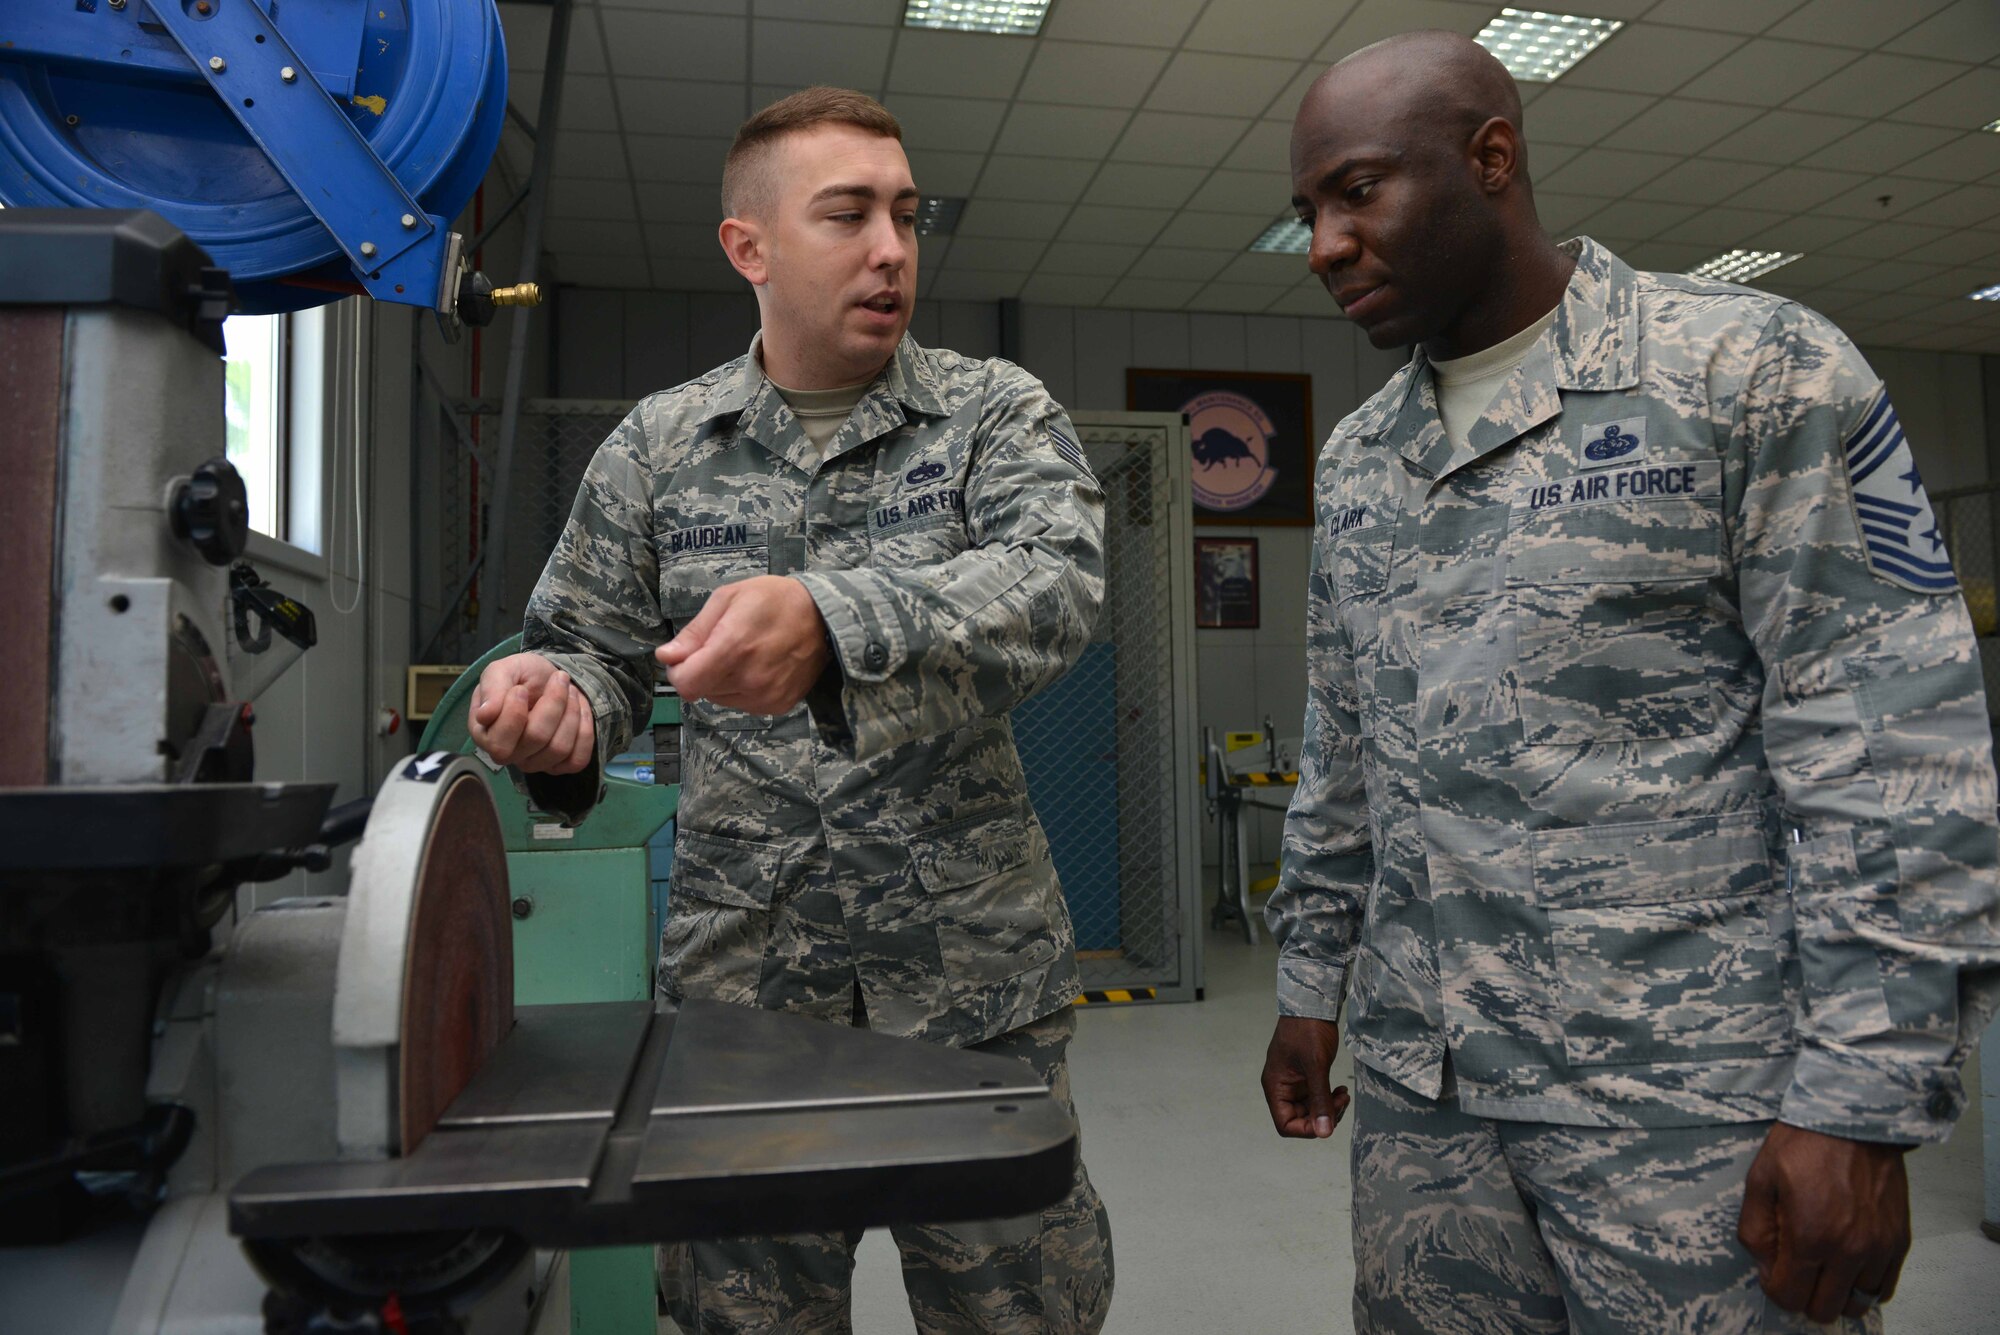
[1184,390,1278,513]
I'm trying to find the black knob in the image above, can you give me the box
[512,897,533,920]
[172,457,250,566]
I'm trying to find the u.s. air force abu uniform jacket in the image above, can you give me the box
[1269,237,2000,1143]
[522,335,1105,1048]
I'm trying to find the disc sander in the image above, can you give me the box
[397,770,512,1154]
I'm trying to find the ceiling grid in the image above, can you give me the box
[503,0,2000,351]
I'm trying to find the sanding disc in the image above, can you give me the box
[397,769,512,1154]
[334,753,512,1159]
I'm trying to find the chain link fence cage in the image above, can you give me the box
[425,402,1203,1001]
[1931,483,2000,722]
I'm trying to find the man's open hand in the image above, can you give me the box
[1737,1122,1911,1324]
[657,576,830,716]
[467,652,596,775]
[1261,1016,1350,1139]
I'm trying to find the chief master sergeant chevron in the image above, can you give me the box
[1259,30,2000,1335]
[464,87,1112,1335]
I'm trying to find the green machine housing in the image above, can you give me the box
[418,636,678,1334]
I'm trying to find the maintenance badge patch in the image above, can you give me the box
[1841,389,1957,594]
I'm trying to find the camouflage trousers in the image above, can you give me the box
[1351,1063,1881,1334]
[659,1006,1113,1334]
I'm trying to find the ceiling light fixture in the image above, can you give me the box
[1474,8,1624,83]
[914,196,965,237]
[1248,217,1311,254]
[902,1,1051,36]
[1970,283,2000,301]
[1983,119,2000,133]
[1687,249,1803,283]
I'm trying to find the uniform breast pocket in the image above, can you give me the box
[1506,473,1725,745]
[655,517,771,622]
[1532,813,1792,1068]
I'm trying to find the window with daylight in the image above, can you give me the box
[222,312,288,541]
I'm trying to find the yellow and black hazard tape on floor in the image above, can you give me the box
[1074,987,1157,1005]
[1229,770,1300,786]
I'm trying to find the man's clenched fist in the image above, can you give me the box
[467,652,596,775]
[657,576,830,717]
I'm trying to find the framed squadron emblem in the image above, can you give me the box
[1127,367,1315,525]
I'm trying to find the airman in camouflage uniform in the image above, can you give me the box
[492,89,1112,1335]
[1264,32,2000,1334]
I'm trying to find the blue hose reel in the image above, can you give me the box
[1,0,516,324]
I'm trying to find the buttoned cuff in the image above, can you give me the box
[1276,956,1347,1023]
[1778,1041,1965,1146]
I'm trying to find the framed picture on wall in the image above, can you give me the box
[1194,536,1259,629]
[1127,367,1315,525]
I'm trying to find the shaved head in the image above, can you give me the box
[1287,29,1572,357]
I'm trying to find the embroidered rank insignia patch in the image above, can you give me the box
[1843,389,1956,593]
[1049,423,1088,475]
[1578,416,1647,469]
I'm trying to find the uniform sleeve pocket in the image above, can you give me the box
[1532,813,1792,1067]
[911,805,1061,993]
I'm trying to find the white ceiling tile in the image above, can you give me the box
[1540,148,1683,199]
[1641,0,1809,34]
[548,218,647,256]
[1113,113,1254,168]
[928,270,1026,301]
[1183,0,1357,60]
[554,131,631,180]
[1730,254,1855,287]
[1767,0,1956,49]
[975,155,1102,203]
[1884,0,2000,64]
[904,149,987,197]
[1017,43,1172,109]
[1841,291,1944,321]
[1225,121,1294,175]
[1563,25,1744,97]
[1187,283,1292,314]
[1521,88,1657,147]
[751,0,900,22]
[1632,157,1776,201]
[1832,259,1952,295]
[511,72,621,133]
[1127,248,1237,282]
[1315,0,1497,63]
[1815,176,1959,220]
[1083,163,1208,209]
[1216,253,1314,286]
[645,218,725,254]
[888,29,1037,100]
[884,95,1009,155]
[1597,100,1765,156]
[1153,212,1275,250]
[1039,242,1145,276]
[617,79,747,139]
[1885,66,2000,130]
[1895,134,2000,185]
[1104,277,1207,310]
[1181,169,1292,218]
[554,252,650,289]
[1267,285,1344,317]
[1651,206,1794,247]
[1787,53,1968,119]
[1914,186,2000,230]
[1700,110,1867,165]
[625,135,733,187]
[1620,241,1724,273]
[1536,193,1613,233]
[995,104,1131,160]
[1725,166,1870,214]
[957,199,1067,241]
[1042,0,1208,47]
[1147,52,1300,119]
[598,1,750,14]
[1530,143,1582,181]
[635,178,730,223]
[1898,231,2000,267]
[751,20,893,90]
[502,3,607,73]
[1743,214,1873,251]
[1576,200,1703,240]
[1678,39,1862,107]
[1272,66,1322,124]
[937,237,1049,272]
[549,184,639,222]
[1058,206,1169,245]
[1799,123,1963,176]
[1020,272,1116,306]
[599,10,746,82]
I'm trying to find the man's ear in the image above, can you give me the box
[1469,117,1523,195]
[719,216,767,286]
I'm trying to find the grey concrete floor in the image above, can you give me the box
[845,921,1999,1334]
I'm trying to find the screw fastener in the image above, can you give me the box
[401,214,418,229]
[359,242,379,258]
[280,66,297,83]
[208,56,226,73]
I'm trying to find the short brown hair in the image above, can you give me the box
[721,86,903,219]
